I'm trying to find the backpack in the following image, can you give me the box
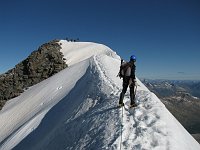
[118,60,132,78]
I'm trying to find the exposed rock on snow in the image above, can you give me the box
[0,40,67,105]
[0,40,199,150]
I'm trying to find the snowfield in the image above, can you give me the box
[0,40,199,150]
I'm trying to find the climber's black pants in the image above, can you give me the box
[119,77,135,105]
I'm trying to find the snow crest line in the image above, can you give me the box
[93,55,170,149]
[92,55,127,149]
[93,55,121,94]
[1,41,200,150]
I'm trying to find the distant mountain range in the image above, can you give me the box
[1,40,199,149]
[142,79,200,143]
[142,79,200,98]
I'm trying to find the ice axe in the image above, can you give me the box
[116,59,124,77]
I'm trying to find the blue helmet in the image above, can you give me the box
[130,55,136,61]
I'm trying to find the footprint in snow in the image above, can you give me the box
[56,86,63,90]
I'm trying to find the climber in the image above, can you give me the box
[118,55,137,107]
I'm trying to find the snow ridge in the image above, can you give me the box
[12,56,122,150]
[0,41,200,150]
[94,55,169,149]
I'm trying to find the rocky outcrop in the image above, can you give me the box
[0,39,67,109]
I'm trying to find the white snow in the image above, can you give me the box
[0,40,199,150]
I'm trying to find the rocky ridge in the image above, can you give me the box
[0,39,67,109]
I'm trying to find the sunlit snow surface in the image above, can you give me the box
[0,40,199,150]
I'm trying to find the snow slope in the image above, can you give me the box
[0,40,199,150]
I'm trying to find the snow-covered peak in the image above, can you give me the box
[0,41,199,150]
[59,40,119,66]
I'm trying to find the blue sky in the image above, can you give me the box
[0,0,200,80]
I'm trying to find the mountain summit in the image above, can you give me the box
[0,40,199,150]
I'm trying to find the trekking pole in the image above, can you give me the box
[120,105,123,150]
[134,84,137,99]
[117,59,124,77]
[120,59,123,65]
[135,84,137,94]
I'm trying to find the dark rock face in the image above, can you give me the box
[0,39,67,108]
